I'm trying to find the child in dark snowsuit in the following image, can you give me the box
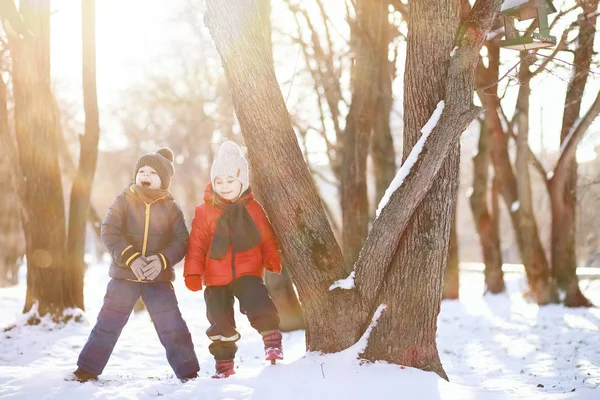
[184,141,283,379]
[72,148,200,383]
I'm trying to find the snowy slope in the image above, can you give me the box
[0,263,599,399]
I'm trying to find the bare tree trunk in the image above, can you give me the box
[0,75,25,288]
[257,0,305,328]
[11,0,73,317]
[66,0,100,310]
[489,174,505,291]
[341,0,387,270]
[550,1,598,307]
[371,9,396,208]
[443,212,460,299]
[514,54,555,304]
[205,0,501,379]
[470,119,504,293]
[476,52,556,304]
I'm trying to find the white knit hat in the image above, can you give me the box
[210,141,249,193]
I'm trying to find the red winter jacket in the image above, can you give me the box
[184,184,282,286]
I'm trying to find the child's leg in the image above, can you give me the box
[232,275,280,334]
[204,285,239,361]
[77,279,141,376]
[142,282,200,380]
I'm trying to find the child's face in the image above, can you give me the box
[214,175,242,200]
[136,165,162,189]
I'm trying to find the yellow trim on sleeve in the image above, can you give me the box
[121,244,133,257]
[159,253,168,270]
[126,252,140,266]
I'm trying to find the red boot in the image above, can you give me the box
[212,359,235,379]
[262,330,283,363]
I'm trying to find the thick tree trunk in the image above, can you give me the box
[66,0,100,310]
[206,0,359,353]
[370,9,396,211]
[361,0,501,379]
[341,0,387,270]
[257,0,305,328]
[361,0,461,378]
[477,55,556,304]
[443,212,460,299]
[469,119,504,293]
[206,0,500,376]
[550,1,598,307]
[11,0,73,317]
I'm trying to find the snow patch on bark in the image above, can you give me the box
[511,200,520,212]
[375,101,445,217]
[346,304,387,357]
[329,271,355,291]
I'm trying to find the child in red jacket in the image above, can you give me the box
[184,141,283,378]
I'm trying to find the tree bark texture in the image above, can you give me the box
[205,0,501,378]
[341,0,388,270]
[476,52,556,305]
[370,7,396,213]
[256,0,305,330]
[514,54,556,304]
[11,0,73,316]
[66,0,100,310]
[0,72,25,288]
[359,0,501,379]
[205,0,361,353]
[550,1,598,307]
[469,117,504,293]
[443,212,460,299]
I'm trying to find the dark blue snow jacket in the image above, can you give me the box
[101,185,189,282]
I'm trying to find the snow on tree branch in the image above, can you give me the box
[376,100,446,217]
[329,271,355,291]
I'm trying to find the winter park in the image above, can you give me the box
[1,0,600,399]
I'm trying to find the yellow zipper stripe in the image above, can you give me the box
[142,203,151,256]
[140,195,168,257]
[121,244,133,257]
[159,253,168,270]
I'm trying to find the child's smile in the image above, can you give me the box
[136,165,162,189]
[214,175,242,200]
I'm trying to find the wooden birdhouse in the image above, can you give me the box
[499,0,557,50]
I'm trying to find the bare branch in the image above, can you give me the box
[553,89,600,183]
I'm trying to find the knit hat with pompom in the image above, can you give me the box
[210,141,249,193]
[133,148,175,189]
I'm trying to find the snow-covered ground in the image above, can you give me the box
[0,262,599,399]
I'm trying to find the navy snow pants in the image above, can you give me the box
[77,279,199,379]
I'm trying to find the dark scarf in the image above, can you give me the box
[209,190,263,260]
[132,184,170,204]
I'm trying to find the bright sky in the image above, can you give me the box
[47,0,600,162]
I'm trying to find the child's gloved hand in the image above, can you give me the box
[185,275,202,292]
[130,257,147,280]
[143,255,163,281]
